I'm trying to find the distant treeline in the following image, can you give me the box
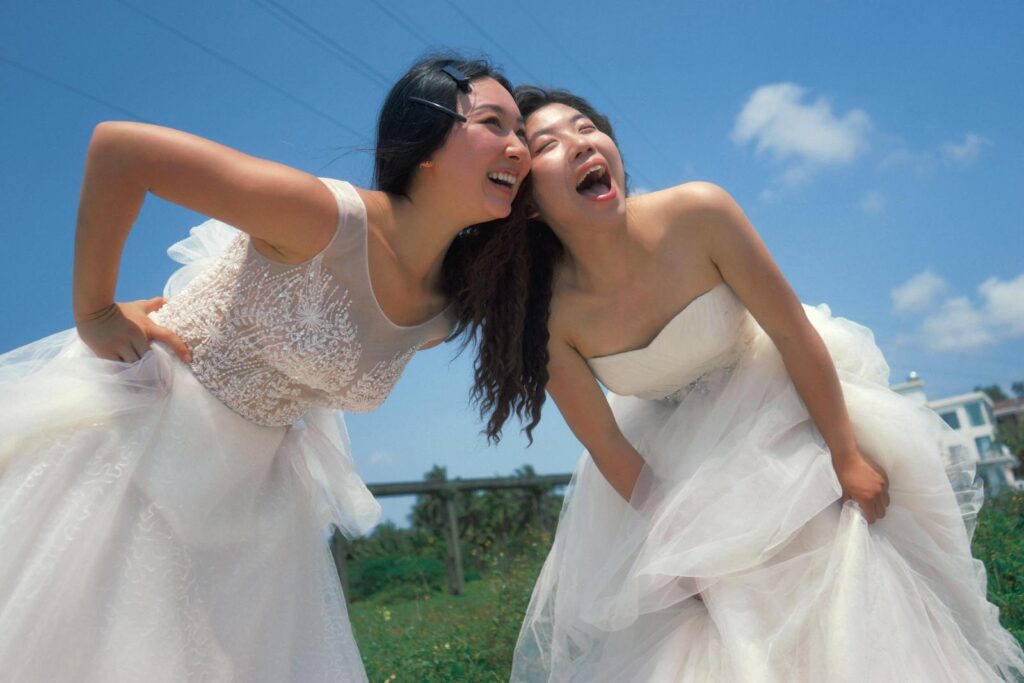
[346,465,564,601]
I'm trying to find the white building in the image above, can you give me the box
[891,372,1019,496]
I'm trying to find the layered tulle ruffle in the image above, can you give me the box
[0,221,379,681]
[512,305,1023,682]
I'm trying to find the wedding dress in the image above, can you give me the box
[0,179,450,681]
[512,282,1024,682]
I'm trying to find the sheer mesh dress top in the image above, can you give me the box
[152,178,451,427]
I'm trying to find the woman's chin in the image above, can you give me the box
[481,197,514,220]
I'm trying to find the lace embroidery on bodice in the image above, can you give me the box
[151,179,451,426]
[586,282,758,402]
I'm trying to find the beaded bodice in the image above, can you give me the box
[586,283,758,401]
[151,179,451,427]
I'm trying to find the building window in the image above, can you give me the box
[965,402,986,427]
[940,411,961,429]
[975,436,993,459]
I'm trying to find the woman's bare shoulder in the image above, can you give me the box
[630,181,738,218]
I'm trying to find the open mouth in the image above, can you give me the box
[487,171,517,190]
[575,164,611,197]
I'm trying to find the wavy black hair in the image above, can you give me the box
[446,85,623,444]
[372,54,538,442]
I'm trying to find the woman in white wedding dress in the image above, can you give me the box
[0,55,529,682]
[452,87,1024,681]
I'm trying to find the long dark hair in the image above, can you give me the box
[447,86,623,444]
[371,54,535,441]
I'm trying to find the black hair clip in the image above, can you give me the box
[408,97,467,122]
[441,65,472,93]
[406,64,473,121]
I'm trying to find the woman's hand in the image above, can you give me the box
[833,448,890,523]
[76,297,191,364]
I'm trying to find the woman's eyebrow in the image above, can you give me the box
[472,103,525,125]
[527,114,586,145]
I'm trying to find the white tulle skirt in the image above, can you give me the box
[0,223,381,682]
[512,306,1024,682]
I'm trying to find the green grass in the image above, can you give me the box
[350,550,543,682]
[351,492,1024,681]
[971,491,1024,645]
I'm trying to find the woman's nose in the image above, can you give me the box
[569,134,593,160]
[507,132,528,161]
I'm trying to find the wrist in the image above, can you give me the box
[829,442,861,465]
[74,301,117,324]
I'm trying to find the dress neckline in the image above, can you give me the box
[585,281,729,364]
[344,181,451,333]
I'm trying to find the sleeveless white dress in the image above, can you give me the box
[0,179,450,682]
[511,282,1024,682]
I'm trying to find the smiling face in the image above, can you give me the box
[525,103,627,229]
[424,77,529,221]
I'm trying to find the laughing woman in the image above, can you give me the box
[0,55,528,682]
[452,87,1024,682]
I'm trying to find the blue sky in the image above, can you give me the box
[2,1,1022,525]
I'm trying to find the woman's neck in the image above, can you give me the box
[553,212,646,295]
[385,190,469,291]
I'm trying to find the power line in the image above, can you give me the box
[441,0,542,84]
[514,4,677,186]
[367,0,433,48]
[248,0,389,90]
[438,2,661,189]
[114,0,369,142]
[0,54,150,122]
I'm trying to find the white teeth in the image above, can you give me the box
[576,164,607,189]
[487,172,517,186]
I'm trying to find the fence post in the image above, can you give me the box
[329,527,350,603]
[442,493,465,596]
[533,489,546,533]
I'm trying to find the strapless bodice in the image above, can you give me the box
[586,283,758,400]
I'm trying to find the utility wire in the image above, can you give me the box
[367,0,433,48]
[439,1,660,189]
[515,3,678,184]
[441,0,542,84]
[0,54,150,122]
[248,0,389,90]
[114,0,369,142]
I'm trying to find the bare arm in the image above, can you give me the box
[679,182,889,521]
[73,121,338,361]
[546,328,646,500]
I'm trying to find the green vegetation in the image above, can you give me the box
[350,533,547,682]
[345,464,562,603]
[972,491,1024,645]
[348,478,1023,681]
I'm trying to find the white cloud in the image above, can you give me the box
[903,272,1024,352]
[942,132,990,164]
[891,270,947,314]
[732,83,870,166]
[979,273,1024,335]
[860,190,885,215]
[919,296,996,352]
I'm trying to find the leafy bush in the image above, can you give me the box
[349,554,446,602]
[350,535,548,682]
[972,490,1024,644]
